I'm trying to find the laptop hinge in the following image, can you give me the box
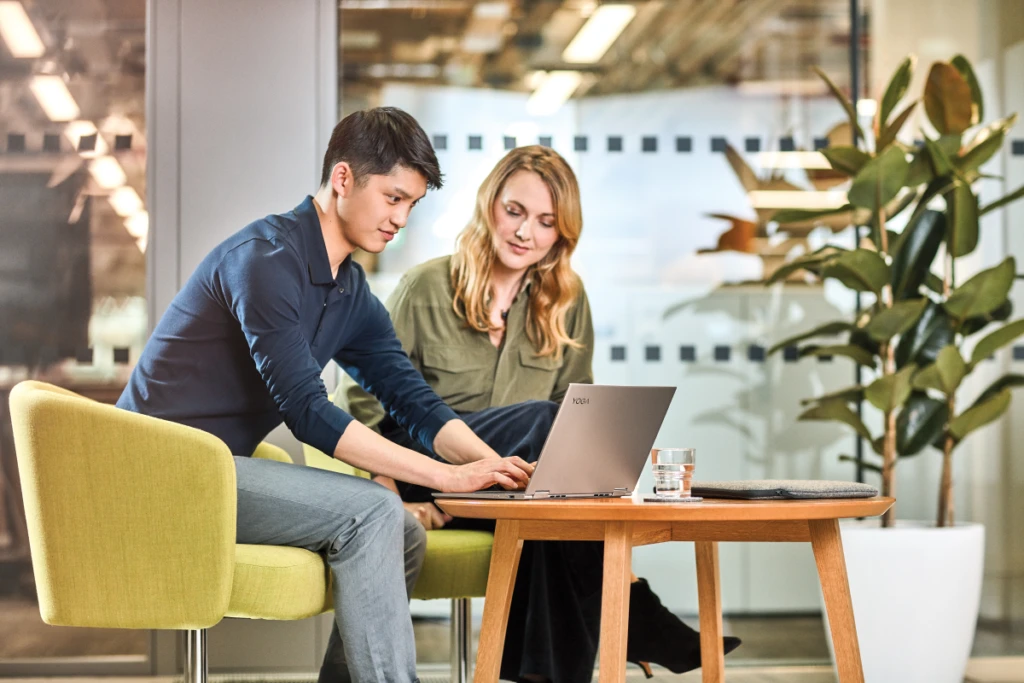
[614,487,628,491]
[532,490,551,499]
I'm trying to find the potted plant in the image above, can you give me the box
[765,55,1024,682]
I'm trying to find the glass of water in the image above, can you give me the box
[651,447,696,498]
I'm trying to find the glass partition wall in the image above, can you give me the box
[339,0,1024,666]
[0,0,150,673]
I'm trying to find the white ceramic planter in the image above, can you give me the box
[824,520,985,683]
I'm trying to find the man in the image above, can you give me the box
[118,107,534,683]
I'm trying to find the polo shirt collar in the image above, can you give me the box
[296,196,351,286]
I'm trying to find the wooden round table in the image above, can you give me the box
[435,495,894,683]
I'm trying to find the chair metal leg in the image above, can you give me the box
[451,598,471,683]
[184,629,208,683]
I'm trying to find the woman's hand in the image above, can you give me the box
[405,501,452,530]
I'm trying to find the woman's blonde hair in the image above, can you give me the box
[450,145,583,358]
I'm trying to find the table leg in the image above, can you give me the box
[695,541,725,683]
[598,520,632,683]
[473,519,523,683]
[809,519,864,683]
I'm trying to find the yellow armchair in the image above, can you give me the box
[9,381,331,683]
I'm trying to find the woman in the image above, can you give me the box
[341,145,740,681]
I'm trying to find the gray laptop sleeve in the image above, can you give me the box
[691,479,878,500]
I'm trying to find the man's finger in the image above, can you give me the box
[506,456,535,473]
[495,473,518,490]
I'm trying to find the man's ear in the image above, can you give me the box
[331,161,353,198]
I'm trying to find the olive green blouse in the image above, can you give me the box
[339,255,594,429]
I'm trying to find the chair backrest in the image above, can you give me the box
[8,380,236,629]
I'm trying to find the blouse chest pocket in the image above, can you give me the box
[516,347,561,399]
[421,345,494,408]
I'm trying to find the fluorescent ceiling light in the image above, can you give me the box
[0,1,43,57]
[124,210,148,239]
[562,4,636,64]
[526,71,583,116]
[30,75,79,121]
[109,186,143,217]
[755,151,832,169]
[64,120,108,157]
[749,190,848,210]
[88,156,126,190]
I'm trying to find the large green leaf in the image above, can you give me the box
[800,385,866,406]
[906,149,935,187]
[896,391,948,455]
[798,398,873,441]
[821,147,871,176]
[880,56,916,132]
[923,62,974,135]
[848,146,911,212]
[944,257,1016,321]
[958,114,1018,172]
[866,298,930,341]
[946,181,980,258]
[849,326,882,358]
[950,54,983,123]
[911,345,966,395]
[896,302,955,367]
[975,374,1024,405]
[949,388,1012,442]
[821,249,890,294]
[924,136,956,177]
[969,319,1024,366]
[877,101,919,151]
[813,65,866,142]
[765,246,845,285]
[962,299,1013,336]
[772,205,854,225]
[768,321,855,355]
[891,210,945,299]
[979,183,1024,217]
[866,364,917,412]
[799,344,877,367]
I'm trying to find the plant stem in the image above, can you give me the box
[881,341,897,528]
[878,204,898,527]
[938,251,955,527]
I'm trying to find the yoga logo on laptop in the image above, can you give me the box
[572,397,589,405]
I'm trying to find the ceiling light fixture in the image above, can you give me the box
[526,71,583,116]
[88,156,127,190]
[0,0,43,58]
[562,3,636,64]
[108,186,143,217]
[124,210,148,239]
[30,75,79,121]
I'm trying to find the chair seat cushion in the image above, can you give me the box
[412,530,493,600]
[227,544,332,620]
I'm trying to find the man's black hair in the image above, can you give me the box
[319,107,443,190]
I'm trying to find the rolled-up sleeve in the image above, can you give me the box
[334,291,458,453]
[216,239,352,457]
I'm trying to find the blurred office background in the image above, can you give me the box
[0,0,1022,676]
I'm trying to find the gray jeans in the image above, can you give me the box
[234,457,426,683]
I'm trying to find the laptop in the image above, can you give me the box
[434,384,676,500]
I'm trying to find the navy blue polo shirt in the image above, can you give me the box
[118,196,458,458]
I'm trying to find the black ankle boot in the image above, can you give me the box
[626,578,742,677]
